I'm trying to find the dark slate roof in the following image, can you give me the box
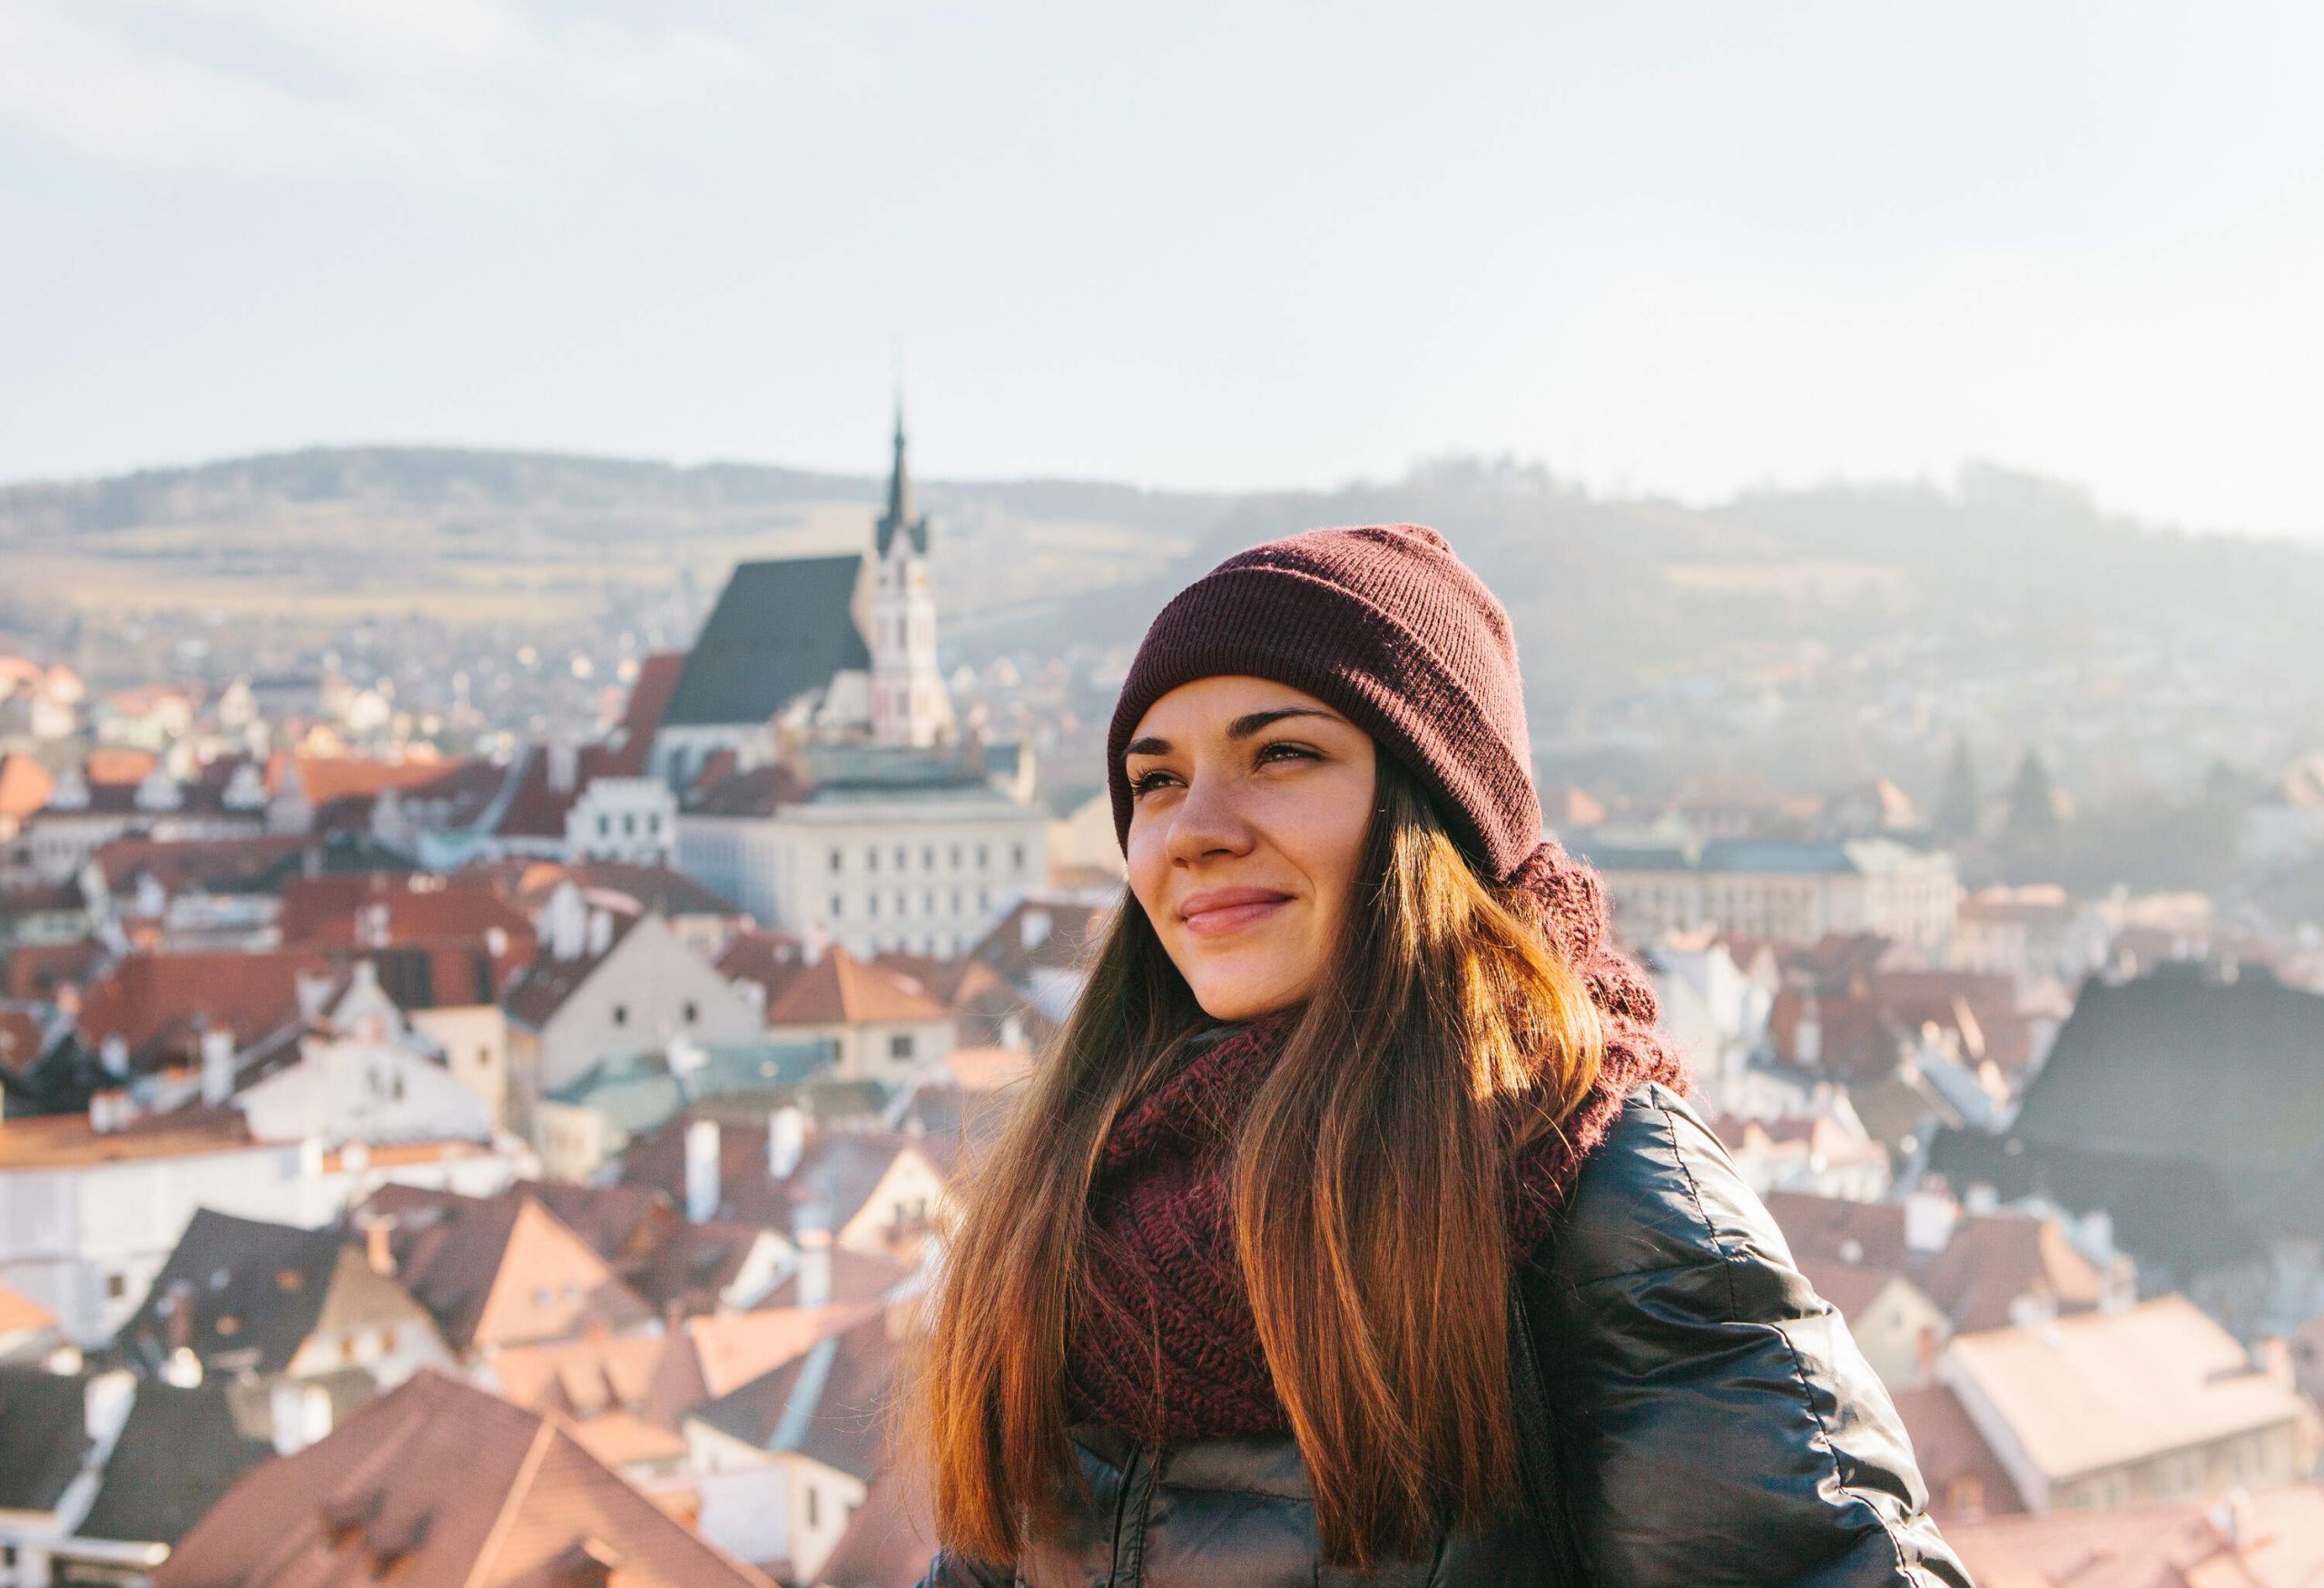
[661,555,870,729]
[1929,964,2324,1285]
[113,1208,342,1378]
[75,1380,274,1546]
[0,1366,92,1512]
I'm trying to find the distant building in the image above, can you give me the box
[677,746,1048,959]
[1950,884,2110,985]
[1576,835,1960,952]
[1944,1483,2324,1586]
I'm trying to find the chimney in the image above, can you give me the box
[547,883,587,961]
[793,1200,833,1309]
[547,743,579,794]
[1904,1189,1957,1256]
[801,922,827,967]
[83,1370,135,1445]
[684,1119,722,1224]
[361,1214,397,1277]
[100,1034,129,1078]
[1019,907,1052,952]
[200,1026,236,1108]
[270,1377,333,1456]
[586,908,613,959]
[1795,993,1823,1066]
[767,1105,805,1181]
[162,1283,202,1386]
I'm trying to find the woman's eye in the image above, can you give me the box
[1128,769,1177,798]
[1257,743,1317,766]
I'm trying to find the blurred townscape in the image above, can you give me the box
[1,414,2322,1585]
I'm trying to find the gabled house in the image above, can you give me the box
[1936,1296,2313,1513]
[353,1184,655,1359]
[761,946,953,1081]
[499,893,760,1129]
[153,1369,776,1588]
[683,1314,906,1583]
[113,1208,449,1394]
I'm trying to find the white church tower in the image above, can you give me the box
[870,401,951,747]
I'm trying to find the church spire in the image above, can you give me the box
[876,396,929,558]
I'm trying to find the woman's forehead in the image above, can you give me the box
[1128,676,1344,742]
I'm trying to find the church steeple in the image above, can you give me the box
[875,399,930,559]
[869,399,949,748]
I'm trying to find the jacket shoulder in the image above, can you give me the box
[1544,1080,1791,1287]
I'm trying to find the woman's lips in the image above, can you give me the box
[1179,891,1292,938]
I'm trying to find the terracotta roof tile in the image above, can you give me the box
[0,755,55,822]
[1944,1483,2324,1584]
[1888,1385,2024,1521]
[76,946,333,1070]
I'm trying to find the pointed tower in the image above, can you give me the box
[870,401,950,746]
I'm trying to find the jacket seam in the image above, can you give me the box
[1646,1091,1915,1583]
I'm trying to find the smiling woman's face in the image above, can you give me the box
[1122,675,1379,1021]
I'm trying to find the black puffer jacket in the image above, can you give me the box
[921,1083,1974,1586]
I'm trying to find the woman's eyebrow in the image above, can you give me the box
[1123,708,1342,762]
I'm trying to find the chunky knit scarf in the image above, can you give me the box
[1064,838,1690,1442]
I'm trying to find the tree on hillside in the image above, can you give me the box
[1937,737,1981,841]
[2004,750,2063,846]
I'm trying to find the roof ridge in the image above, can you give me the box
[462,1403,556,1588]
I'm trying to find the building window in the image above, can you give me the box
[107,1272,127,1299]
[894,845,907,871]
[867,846,879,873]
[597,814,611,837]
[828,848,843,873]
[890,1032,915,1060]
[950,844,961,869]
[612,1004,628,1026]
[805,1485,820,1528]
[869,895,880,918]
[830,893,843,918]
[683,1001,698,1024]
[950,888,961,912]
[921,845,935,869]
[623,813,636,836]
[976,843,990,870]
[978,887,990,911]
[922,890,933,913]
[895,891,906,917]
[1012,842,1027,870]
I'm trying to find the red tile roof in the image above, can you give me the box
[610,655,686,775]
[153,1368,775,1588]
[76,947,332,1069]
[763,948,948,1028]
[1945,1484,2324,1585]
[1887,1385,2024,1522]
[91,833,313,898]
[0,755,54,822]
[3,938,110,1001]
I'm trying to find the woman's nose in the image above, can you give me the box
[1167,768,1253,863]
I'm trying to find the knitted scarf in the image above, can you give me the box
[1064,837,1689,1442]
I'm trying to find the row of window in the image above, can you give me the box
[830,887,990,922]
[595,811,665,838]
[832,840,1026,876]
[611,1001,700,1027]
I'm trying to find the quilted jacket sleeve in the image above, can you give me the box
[913,1552,1016,1587]
[1524,1082,1975,1586]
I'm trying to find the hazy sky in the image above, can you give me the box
[3,2,2320,536]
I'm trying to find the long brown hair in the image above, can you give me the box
[909,755,1605,1566]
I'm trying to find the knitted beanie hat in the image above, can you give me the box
[1106,523,1542,883]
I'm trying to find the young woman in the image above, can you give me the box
[912,525,1970,1584]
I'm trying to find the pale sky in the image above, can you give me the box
[3,2,2320,537]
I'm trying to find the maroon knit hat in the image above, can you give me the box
[1106,523,1543,883]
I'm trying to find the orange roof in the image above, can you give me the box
[153,1369,774,1587]
[365,1187,655,1356]
[944,1045,1033,1091]
[0,1279,56,1336]
[1943,1296,2309,1482]
[764,947,949,1027]
[83,747,158,786]
[1888,1385,2023,1521]
[566,1408,688,1470]
[0,754,54,821]
[685,1301,884,1399]
[0,1108,258,1169]
[1945,1484,2324,1584]
[273,751,457,804]
[492,1333,669,1416]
